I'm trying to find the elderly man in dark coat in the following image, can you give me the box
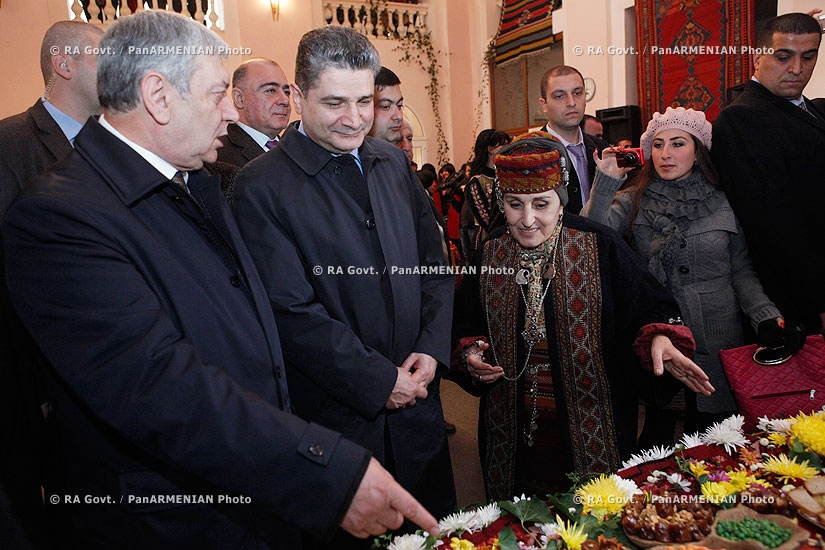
[234,26,456,549]
[2,11,436,549]
[712,12,825,335]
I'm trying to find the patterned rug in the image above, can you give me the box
[494,0,558,65]
[636,0,754,123]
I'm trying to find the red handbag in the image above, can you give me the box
[719,334,825,430]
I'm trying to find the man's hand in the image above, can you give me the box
[651,334,715,396]
[385,364,428,410]
[403,352,437,387]
[341,458,439,538]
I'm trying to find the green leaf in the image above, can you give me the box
[498,527,520,550]
[789,437,823,469]
[499,498,556,525]
[546,493,581,522]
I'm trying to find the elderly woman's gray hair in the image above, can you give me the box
[97,10,228,113]
[294,26,381,94]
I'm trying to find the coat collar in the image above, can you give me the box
[28,99,73,161]
[278,124,390,177]
[743,80,825,130]
[225,123,266,161]
[74,117,214,206]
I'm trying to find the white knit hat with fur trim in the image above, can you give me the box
[640,106,712,159]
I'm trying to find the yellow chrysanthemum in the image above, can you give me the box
[768,432,787,447]
[688,461,709,478]
[450,537,476,550]
[556,514,588,550]
[789,411,825,456]
[701,481,738,505]
[727,469,761,491]
[574,474,633,519]
[763,453,820,483]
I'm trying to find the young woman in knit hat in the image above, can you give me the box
[582,106,784,442]
[451,131,714,500]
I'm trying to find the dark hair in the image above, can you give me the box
[579,114,600,131]
[540,65,584,99]
[439,163,456,176]
[416,169,436,189]
[469,129,511,176]
[622,134,720,223]
[375,66,401,91]
[420,163,437,176]
[756,13,821,48]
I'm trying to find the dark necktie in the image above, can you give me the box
[567,142,591,203]
[265,139,278,150]
[171,171,190,194]
[799,101,817,119]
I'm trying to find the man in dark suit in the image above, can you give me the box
[0,20,103,548]
[2,11,436,549]
[538,65,609,214]
[712,13,825,335]
[215,58,292,167]
[234,25,456,549]
[0,20,103,217]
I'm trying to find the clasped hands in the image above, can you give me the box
[385,352,437,409]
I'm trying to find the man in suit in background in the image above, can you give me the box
[538,65,609,214]
[0,20,103,216]
[368,66,404,144]
[216,57,292,167]
[712,12,825,335]
[0,20,103,548]
[3,11,436,548]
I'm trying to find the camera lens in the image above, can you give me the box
[624,152,638,165]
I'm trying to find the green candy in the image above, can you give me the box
[716,517,791,549]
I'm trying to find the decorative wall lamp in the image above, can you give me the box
[270,0,279,20]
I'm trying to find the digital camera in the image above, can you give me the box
[614,147,645,168]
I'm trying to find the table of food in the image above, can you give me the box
[377,411,825,550]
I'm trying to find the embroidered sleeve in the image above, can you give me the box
[633,322,696,370]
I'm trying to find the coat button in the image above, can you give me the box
[679,265,690,274]
[308,444,324,457]
[364,218,376,230]
[333,166,343,175]
[229,275,241,287]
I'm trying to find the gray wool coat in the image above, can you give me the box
[582,170,781,412]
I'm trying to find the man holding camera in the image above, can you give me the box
[712,12,825,336]
[538,65,609,214]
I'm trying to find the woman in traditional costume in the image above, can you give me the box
[452,132,714,500]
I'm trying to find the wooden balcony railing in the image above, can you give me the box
[323,1,428,39]
[67,0,223,30]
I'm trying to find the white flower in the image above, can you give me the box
[474,502,501,527]
[757,416,793,434]
[645,445,675,461]
[388,533,428,550]
[679,431,704,449]
[701,415,750,454]
[438,510,481,537]
[621,446,673,469]
[613,474,642,498]
[538,522,560,545]
[518,544,541,550]
[621,452,646,469]
[665,472,692,491]
[513,493,530,502]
